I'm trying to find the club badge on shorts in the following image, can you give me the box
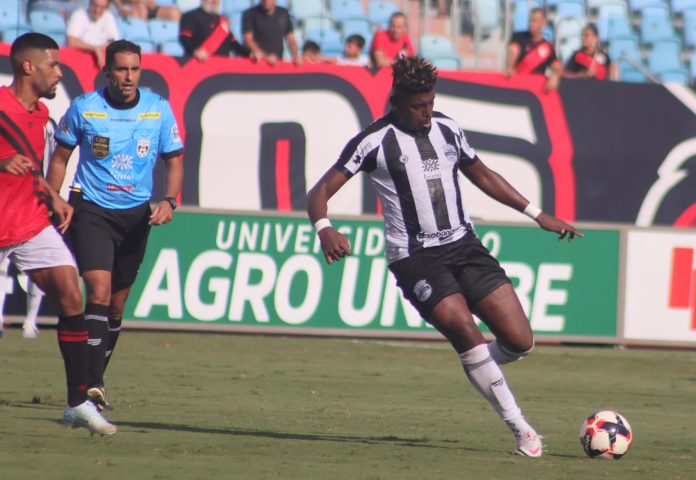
[137,139,150,158]
[414,279,432,303]
[91,136,110,159]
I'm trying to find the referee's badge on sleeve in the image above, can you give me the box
[137,139,150,158]
[92,136,110,159]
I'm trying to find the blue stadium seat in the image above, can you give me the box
[342,17,372,36]
[608,34,641,60]
[596,2,629,41]
[651,37,682,57]
[367,1,399,29]
[2,25,31,44]
[672,0,696,14]
[606,17,634,40]
[640,10,679,44]
[228,13,243,39]
[690,51,696,78]
[149,19,180,46]
[223,0,253,16]
[659,69,690,83]
[176,0,201,13]
[303,16,335,32]
[161,41,185,56]
[292,0,328,20]
[118,18,154,51]
[419,34,457,57]
[555,0,586,21]
[683,9,696,47]
[617,59,648,82]
[306,27,343,55]
[555,17,584,62]
[431,56,461,70]
[331,0,366,22]
[647,47,689,83]
[29,9,67,46]
[475,0,501,37]
[628,0,668,14]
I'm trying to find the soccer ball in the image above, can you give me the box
[579,410,633,459]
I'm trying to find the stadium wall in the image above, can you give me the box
[1,45,695,347]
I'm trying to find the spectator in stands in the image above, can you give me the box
[302,40,323,63]
[112,0,182,23]
[370,12,416,68]
[66,0,121,68]
[242,0,301,66]
[563,24,616,81]
[28,0,83,20]
[338,34,369,67]
[179,0,250,62]
[505,8,561,91]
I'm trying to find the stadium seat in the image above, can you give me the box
[606,17,634,40]
[431,56,461,70]
[690,51,696,78]
[647,47,685,72]
[628,0,668,14]
[292,0,328,20]
[640,11,679,45]
[367,1,399,29]
[29,9,67,46]
[228,13,243,39]
[684,9,696,47]
[306,27,343,55]
[555,0,586,21]
[161,40,185,56]
[176,0,201,13]
[617,58,648,82]
[419,35,457,57]
[303,16,335,32]
[474,0,501,38]
[342,17,373,37]
[672,0,696,14]
[608,34,641,60]
[118,18,154,51]
[596,2,629,41]
[555,17,584,62]
[331,0,366,22]
[651,37,683,57]
[223,0,253,16]
[659,69,690,83]
[149,19,180,46]
[2,25,31,44]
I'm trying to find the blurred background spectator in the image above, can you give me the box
[179,0,249,61]
[338,34,369,66]
[28,0,84,20]
[370,12,415,68]
[112,0,181,23]
[66,0,120,67]
[242,0,301,66]
[564,24,616,80]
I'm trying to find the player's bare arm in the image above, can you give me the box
[46,144,75,191]
[40,177,73,233]
[306,168,353,264]
[149,154,183,226]
[0,154,33,176]
[461,157,583,241]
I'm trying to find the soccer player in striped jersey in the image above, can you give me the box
[307,56,582,457]
[0,33,115,435]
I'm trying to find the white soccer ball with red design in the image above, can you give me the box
[579,410,633,459]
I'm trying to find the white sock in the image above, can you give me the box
[460,344,535,438]
[0,258,9,328]
[487,340,533,365]
[24,290,43,331]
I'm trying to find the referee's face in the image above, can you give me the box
[105,51,141,103]
[392,90,435,134]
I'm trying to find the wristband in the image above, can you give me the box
[313,218,332,233]
[523,203,542,220]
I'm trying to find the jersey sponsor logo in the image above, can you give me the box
[139,112,162,119]
[92,136,110,159]
[83,111,107,119]
[413,279,432,302]
[422,158,441,180]
[416,227,458,242]
[112,154,133,170]
[137,139,150,158]
[442,145,458,163]
[107,183,135,192]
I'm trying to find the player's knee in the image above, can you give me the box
[58,287,83,314]
[489,339,534,364]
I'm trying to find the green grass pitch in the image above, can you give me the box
[1,329,695,479]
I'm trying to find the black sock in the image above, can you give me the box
[104,317,122,372]
[57,313,89,407]
[85,303,109,388]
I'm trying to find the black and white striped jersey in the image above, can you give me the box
[334,111,478,263]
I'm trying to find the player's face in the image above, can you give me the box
[529,11,546,37]
[388,16,407,41]
[105,51,141,103]
[392,90,435,134]
[31,48,63,100]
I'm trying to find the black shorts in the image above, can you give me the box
[388,231,511,319]
[68,191,151,291]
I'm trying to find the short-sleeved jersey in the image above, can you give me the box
[0,86,51,247]
[334,112,477,263]
[242,5,293,58]
[565,48,611,80]
[369,31,416,63]
[510,31,558,75]
[55,88,184,209]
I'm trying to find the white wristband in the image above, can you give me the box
[523,203,542,220]
[313,218,332,233]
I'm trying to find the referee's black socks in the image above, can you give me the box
[104,316,122,372]
[85,303,109,388]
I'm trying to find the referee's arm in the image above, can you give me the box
[46,144,75,193]
[149,152,183,226]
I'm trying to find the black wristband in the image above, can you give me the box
[164,196,177,210]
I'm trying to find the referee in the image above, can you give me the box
[47,40,184,412]
[307,56,582,457]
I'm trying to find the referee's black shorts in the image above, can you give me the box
[388,231,511,319]
[68,191,151,291]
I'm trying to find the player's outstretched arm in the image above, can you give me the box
[461,157,583,241]
[306,168,353,264]
[46,144,74,192]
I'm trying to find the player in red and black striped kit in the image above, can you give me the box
[0,33,115,435]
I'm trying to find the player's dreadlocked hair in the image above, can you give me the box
[391,56,438,95]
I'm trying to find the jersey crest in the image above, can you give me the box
[92,135,110,159]
[137,139,150,158]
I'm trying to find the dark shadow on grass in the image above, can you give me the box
[115,421,482,451]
